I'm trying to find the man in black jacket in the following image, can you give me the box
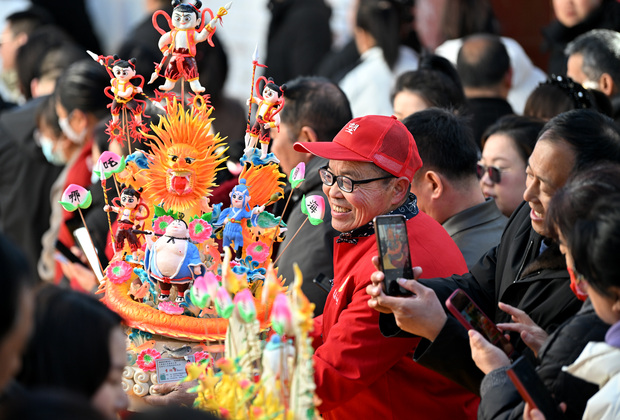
[366,109,620,395]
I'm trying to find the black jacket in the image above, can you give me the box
[265,0,332,84]
[465,97,514,149]
[380,201,583,395]
[273,157,337,315]
[542,0,620,76]
[478,299,608,420]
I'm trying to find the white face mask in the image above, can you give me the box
[58,111,87,144]
[39,135,66,166]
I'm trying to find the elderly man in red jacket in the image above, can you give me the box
[294,115,479,419]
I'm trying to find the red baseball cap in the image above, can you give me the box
[293,115,422,182]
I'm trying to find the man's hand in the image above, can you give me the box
[497,302,548,357]
[143,381,197,407]
[468,330,510,375]
[366,257,446,341]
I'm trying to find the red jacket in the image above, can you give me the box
[313,211,479,419]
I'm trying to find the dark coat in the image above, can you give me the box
[542,0,620,76]
[274,157,337,315]
[465,97,514,149]
[265,0,332,84]
[478,299,608,420]
[380,201,583,395]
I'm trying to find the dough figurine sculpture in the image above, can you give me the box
[150,0,231,94]
[144,218,206,303]
[104,186,150,260]
[89,52,148,139]
[245,77,286,160]
[214,179,265,259]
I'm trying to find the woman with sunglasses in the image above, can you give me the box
[478,115,544,217]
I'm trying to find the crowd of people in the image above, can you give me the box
[2,0,620,419]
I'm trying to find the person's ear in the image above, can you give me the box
[503,67,513,92]
[71,108,89,133]
[599,73,616,96]
[298,126,318,143]
[610,286,620,314]
[425,170,443,200]
[30,78,39,98]
[390,176,411,206]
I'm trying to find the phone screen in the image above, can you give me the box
[507,356,562,419]
[446,289,515,356]
[374,215,413,296]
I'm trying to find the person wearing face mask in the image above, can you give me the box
[38,59,109,287]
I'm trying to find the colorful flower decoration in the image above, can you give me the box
[152,215,174,235]
[189,218,212,243]
[106,260,133,284]
[270,293,293,336]
[204,272,221,303]
[190,275,209,309]
[105,120,124,145]
[137,348,161,371]
[59,184,92,212]
[158,301,184,315]
[246,241,269,263]
[194,351,214,368]
[289,162,305,189]
[214,286,234,319]
[94,151,125,181]
[233,289,257,323]
[301,194,325,225]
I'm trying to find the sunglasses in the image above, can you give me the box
[476,163,502,184]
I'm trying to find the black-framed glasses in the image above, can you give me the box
[318,166,393,193]
[476,163,502,184]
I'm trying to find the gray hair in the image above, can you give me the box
[565,29,620,88]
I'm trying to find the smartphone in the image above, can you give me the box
[73,227,105,282]
[374,215,413,296]
[446,288,515,357]
[507,356,563,420]
[55,239,87,266]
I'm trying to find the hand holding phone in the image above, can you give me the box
[507,356,563,420]
[446,289,515,357]
[374,215,413,296]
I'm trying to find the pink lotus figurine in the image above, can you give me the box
[189,218,212,242]
[137,348,161,371]
[215,286,234,319]
[59,184,92,212]
[301,194,325,225]
[106,260,133,284]
[289,162,305,189]
[94,151,125,181]
[246,241,269,263]
[190,275,210,309]
[158,300,184,315]
[270,293,293,336]
[152,215,174,235]
[233,289,256,323]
